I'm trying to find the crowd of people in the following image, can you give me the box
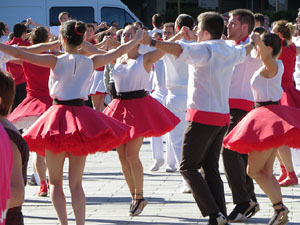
[0,7,300,225]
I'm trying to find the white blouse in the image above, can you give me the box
[49,53,93,101]
[112,55,150,92]
[251,60,284,102]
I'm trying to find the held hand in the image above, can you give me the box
[140,31,151,45]
[250,32,261,46]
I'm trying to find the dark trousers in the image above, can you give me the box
[5,206,24,225]
[12,82,27,111]
[180,121,228,217]
[222,109,257,205]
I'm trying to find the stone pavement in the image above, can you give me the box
[23,138,300,225]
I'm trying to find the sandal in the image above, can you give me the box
[129,193,135,213]
[268,201,289,225]
[129,193,148,216]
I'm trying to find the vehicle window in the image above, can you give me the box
[101,7,134,28]
[50,7,94,26]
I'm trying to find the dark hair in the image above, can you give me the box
[253,26,267,35]
[230,9,255,34]
[254,13,265,27]
[60,20,86,46]
[30,26,48,44]
[86,23,95,29]
[197,12,224,39]
[0,71,15,116]
[152,13,164,29]
[13,23,27,38]
[123,22,132,28]
[58,12,71,21]
[0,22,5,38]
[164,22,175,31]
[175,14,194,31]
[262,32,287,57]
[272,20,295,41]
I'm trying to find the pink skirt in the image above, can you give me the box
[103,95,180,139]
[8,95,52,129]
[23,104,131,156]
[223,104,300,154]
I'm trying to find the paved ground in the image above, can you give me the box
[23,138,300,225]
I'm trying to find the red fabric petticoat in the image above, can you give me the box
[23,104,131,156]
[223,104,300,153]
[103,95,180,139]
[8,95,52,129]
[280,84,300,108]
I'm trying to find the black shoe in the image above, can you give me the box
[208,212,229,225]
[229,200,260,222]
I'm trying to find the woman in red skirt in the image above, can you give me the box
[0,20,144,225]
[104,25,180,216]
[223,32,300,225]
[272,20,300,187]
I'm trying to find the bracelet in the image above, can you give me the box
[150,38,157,47]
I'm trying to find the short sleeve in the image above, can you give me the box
[176,40,211,66]
[233,44,247,65]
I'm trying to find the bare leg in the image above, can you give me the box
[68,153,86,225]
[34,153,47,182]
[45,150,68,225]
[91,94,105,112]
[277,146,295,172]
[248,148,282,204]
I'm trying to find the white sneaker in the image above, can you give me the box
[166,164,177,172]
[149,159,164,171]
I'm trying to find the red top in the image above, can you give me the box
[279,44,296,87]
[23,56,51,97]
[5,37,30,85]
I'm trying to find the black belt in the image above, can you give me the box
[53,99,84,106]
[115,90,147,100]
[254,101,279,108]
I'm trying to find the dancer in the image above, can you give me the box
[0,70,29,225]
[223,9,261,222]
[141,12,257,224]
[0,20,143,225]
[223,32,300,225]
[103,25,180,217]
[272,20,300,186]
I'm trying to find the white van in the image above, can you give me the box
[0,0,140,30]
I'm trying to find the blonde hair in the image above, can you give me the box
[272,20,296,40]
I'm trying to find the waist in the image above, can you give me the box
[254,101,279,108]
[53,99,84,106]
[116,90,147,100]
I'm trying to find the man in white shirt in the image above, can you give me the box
[222,9,261,222]
[142,11,258,225]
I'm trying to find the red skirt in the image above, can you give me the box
[23,104,131,156]
[8,95,52,129]
[223,104,300,154]
[103,95,180,139]
[280,84,300,108]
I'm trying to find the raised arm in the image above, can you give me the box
[141,31,183,57]
[91,30,143,70]
[256,38,278,78]
[79,41,107,56]
[18,40,60,53]
[0,43,57,69]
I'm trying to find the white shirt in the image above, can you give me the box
[49,53,93,101]
[113,55,150,92]
[0,47,16,71]
[251,60,284,102]
[151,59,167,97]
[148,28,163,37]
[293,36,300,91]
[177,39,246,114]
[229,37,263,110]
[162,39,190,92]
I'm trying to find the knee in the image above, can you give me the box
[247,167,263,180]
[69,183,84,196]
[126,152,140,164]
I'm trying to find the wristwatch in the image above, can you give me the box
[150,38,157,47]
